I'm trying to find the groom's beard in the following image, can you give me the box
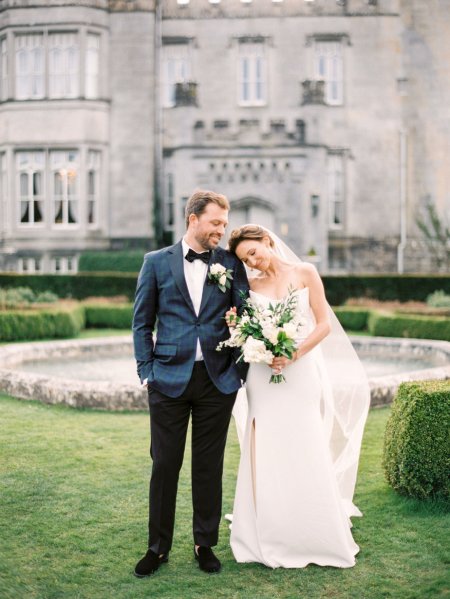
[196,232,222,251]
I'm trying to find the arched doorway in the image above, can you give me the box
[227,197,275,236]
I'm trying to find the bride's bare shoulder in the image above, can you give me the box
[248,277,266,292]
[294,262,320,286]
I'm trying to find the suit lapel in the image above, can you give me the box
[168,241,196,315]
[198,247,219,314]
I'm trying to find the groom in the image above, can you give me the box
[132,189,249,577]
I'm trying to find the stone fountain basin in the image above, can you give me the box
[0,336,449,410]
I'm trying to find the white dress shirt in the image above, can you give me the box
[181,237,209,361]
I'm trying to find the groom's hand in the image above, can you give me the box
[225,307,237,328]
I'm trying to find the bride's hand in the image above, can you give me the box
[271,356,290,371]
[225,307,237,328]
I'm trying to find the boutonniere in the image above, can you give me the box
[208,263,233,293]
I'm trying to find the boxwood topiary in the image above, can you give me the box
[332,307,369,331]
[0,305,85,341]
[84,303,133,329]
[368,311,450,341]
[383,380,450,500]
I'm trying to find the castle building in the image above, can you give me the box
[0,0,448,274]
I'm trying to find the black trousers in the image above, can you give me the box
[147,361,237,554]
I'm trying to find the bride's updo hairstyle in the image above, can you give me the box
[227,224,275,255]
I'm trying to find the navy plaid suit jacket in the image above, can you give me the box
[132,240,250,398]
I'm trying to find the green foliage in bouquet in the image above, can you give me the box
[383,380,450,500]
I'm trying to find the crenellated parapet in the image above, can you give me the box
[162,0,399,20]
[190,117,307,147]
[108,0,154,12]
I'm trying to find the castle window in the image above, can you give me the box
[238,41,266,106]
[163,43,192,107]
[15,34,45,100]
[18,257,42,273]
[16,151,45,226]
[328,154,345,228]
[87,150,100,226]
[51,256,77,274]
[85,33,100,99]
[51,150,79,226]
[12,30,101,101]
[49,32,79,99]
[1,37,8,100]
[314,41,343,106]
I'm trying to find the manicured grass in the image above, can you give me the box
[0,396,448,599]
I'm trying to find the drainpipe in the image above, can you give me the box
[397,128,407,273]
[153,0,164,248]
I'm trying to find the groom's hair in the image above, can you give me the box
[185,189,229,228]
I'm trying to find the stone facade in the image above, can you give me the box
[0,0,448,274]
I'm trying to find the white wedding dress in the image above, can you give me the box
[230,287,362,569]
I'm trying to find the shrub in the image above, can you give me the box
[427,290,450,308]
[34,291,59,304]
[84,303,133,329]
[79,250,145,273]
[0,305,85,341]
[383,380,450,500]
[0,286,59,308]
[0,273,138,301]
[368,311,450,341]
[332,307,369,331]
[1,273,449,304]
[323,275,450,305]
[0,286,36,308]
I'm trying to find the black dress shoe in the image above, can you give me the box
[194,546,221,573]
[134,549,169,578]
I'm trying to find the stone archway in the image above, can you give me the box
[228,197,275,235]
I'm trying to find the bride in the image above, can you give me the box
[225,225,370,569]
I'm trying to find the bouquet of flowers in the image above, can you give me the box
[216,287,307,383]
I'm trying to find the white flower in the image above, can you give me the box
[282,322,298,339]
[219,274,227,286]
[210,263,226,276]
[242,338,274,364]
[230,328,246,347]
[261,324,279,345]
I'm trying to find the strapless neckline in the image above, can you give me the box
[249,287,309,302]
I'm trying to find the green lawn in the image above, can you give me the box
[0,396,448,599]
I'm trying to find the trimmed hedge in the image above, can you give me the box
[383,380,450,500]
[323,275,450,305]
[0,273,138,301]
[84,303,133,329]
[368,311,450,341]
[79,251,145,273]
[332,307,369,331]
[1,273,449,304]
[0,305,85,342]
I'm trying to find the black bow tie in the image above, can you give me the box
[185,248,211,264]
